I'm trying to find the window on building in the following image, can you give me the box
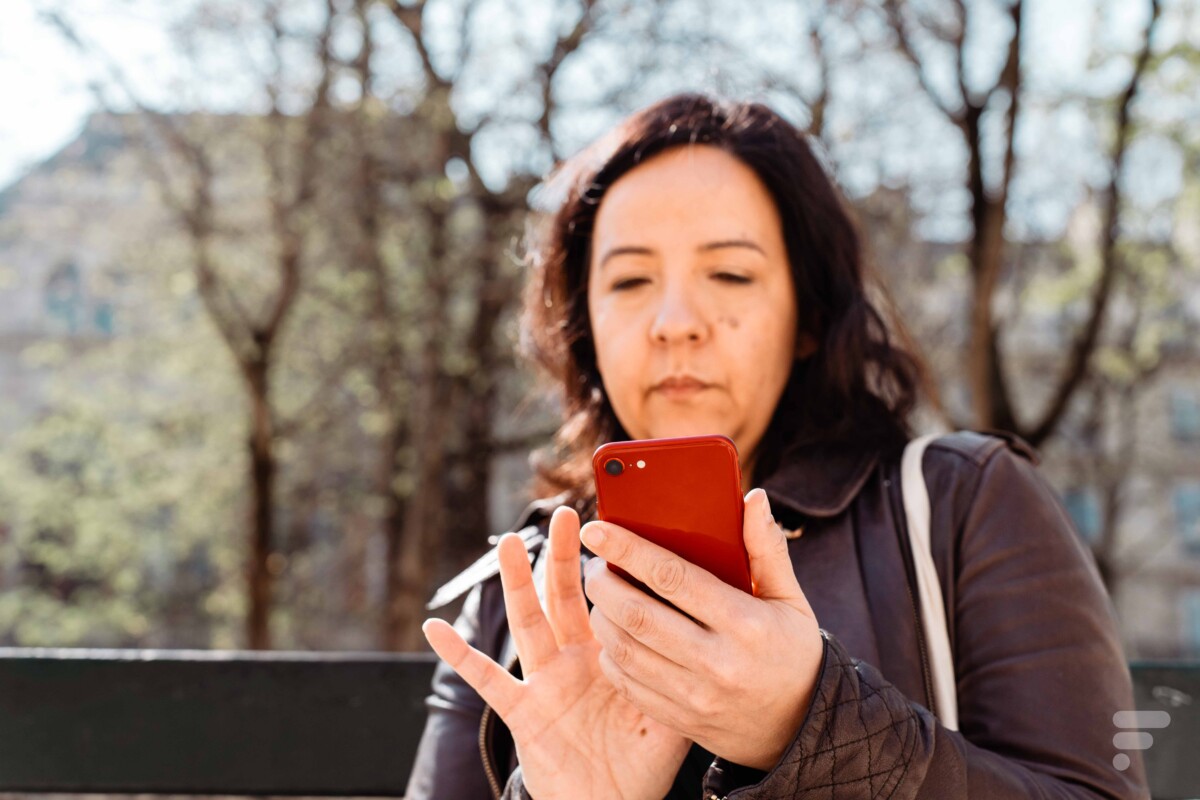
[1181,590,1200,657]
[93,265,130,336]
[44,261,83,334]
[93,300,115,335]
[1170,389,1200,443]
[1063,487,1103,544]
[1173,483,1200,555]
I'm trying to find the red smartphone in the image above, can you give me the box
[592,434,753,595]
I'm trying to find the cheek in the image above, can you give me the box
[591,308,644,396]
[591,307,621,370]
[723,302,795,392]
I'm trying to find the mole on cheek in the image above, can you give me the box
[718,316,741,329]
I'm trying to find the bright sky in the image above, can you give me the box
[0,1,179,189]
[0,0,1162,196]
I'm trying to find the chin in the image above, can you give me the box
[645,417,734,442]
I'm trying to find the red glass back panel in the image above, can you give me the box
[592,434,751,594]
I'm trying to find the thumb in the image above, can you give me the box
[743,488,804,603]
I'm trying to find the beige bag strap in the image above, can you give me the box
[900,433,959,731]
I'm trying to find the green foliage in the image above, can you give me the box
[0,253,248,647]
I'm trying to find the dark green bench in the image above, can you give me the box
[0,649,1196,798]
[0,648,436,796]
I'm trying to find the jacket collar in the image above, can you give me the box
[510,443,882,531]
[760,442,881,519]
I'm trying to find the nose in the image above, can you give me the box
[649,283,709,345]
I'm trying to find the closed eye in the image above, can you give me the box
[713,271,752,284]
[612,277,650,291]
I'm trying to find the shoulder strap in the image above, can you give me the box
[901,433,959,731]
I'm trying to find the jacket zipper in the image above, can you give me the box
[479,650,520,800]
[479,703,502,800]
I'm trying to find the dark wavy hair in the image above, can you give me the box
[520,92,932,511]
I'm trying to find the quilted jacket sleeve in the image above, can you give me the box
[703,446,1150,800]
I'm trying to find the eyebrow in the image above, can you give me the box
[598,239,766,270]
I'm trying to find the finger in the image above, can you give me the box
[497,532,559,674]
[590,602,695,690]
[596,645,689,734]
[423,618,522,718]
[742,488,806,605]
[584,557,708,662]
[579,520,733,627]
[544,506,591,647]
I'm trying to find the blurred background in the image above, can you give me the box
[0,0,1195,659]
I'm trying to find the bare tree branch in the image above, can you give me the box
[806,9,832,139]
[386,0,493,193]
[1025,0,1162,446]
[948,0,971,109]
[40,9,261,360]
[387,0,435,81]
[260,0,336,341]
[534,0,601,152]
[882,0,965,128]
[993,0,1023,207]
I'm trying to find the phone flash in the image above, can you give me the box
[636,460,646,469]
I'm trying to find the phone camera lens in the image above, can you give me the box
[604,458,624,476]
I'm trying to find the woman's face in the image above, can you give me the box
[587,144,806,476]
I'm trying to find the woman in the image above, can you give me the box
[405,93,1149,799]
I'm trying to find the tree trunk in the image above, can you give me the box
[448,207,518,558]
[246,358,276,649]
[391,369,454,650]
[387,193,455,650]
[382,421,410,648]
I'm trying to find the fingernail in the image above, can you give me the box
[581,523,605,549]
[584,557,602,579]
[759,490,774,525]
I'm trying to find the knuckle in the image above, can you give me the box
[601,653,634,701]
[608,532,632,563]
[739,614,766,640]
[472,661,497,694]
[690,685,719,717]
[710,656,739,689]
[610,635,634,669]
[622,600,653,638]
[512,605,543,632]
[651,557,687,595]
[767,533,790,559]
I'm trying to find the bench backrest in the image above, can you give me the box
[0,648,436,795]
[0,649,1196,798]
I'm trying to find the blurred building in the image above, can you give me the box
[861,184,1200,660]
[0,114,145,432]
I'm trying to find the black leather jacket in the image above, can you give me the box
[405,431,1150,799]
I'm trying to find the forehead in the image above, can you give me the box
[592,144,783,247]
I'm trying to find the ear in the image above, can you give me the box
[795,331,818,360]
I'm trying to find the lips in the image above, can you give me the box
[652,376,712,396]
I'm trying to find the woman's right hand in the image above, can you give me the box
[422,507,692,800]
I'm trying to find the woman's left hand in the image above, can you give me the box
[581,487,824,771]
